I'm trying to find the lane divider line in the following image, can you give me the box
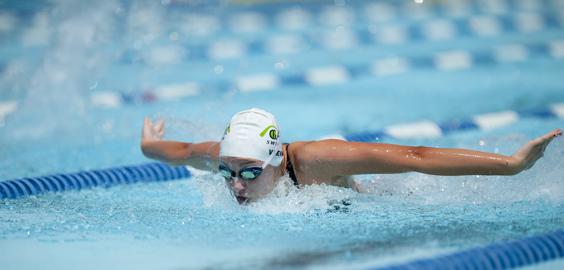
[121,9,564,63]
[373,230,564,270]
[0,163,190,199]
[343,103,564,141]
[91,39,564,107]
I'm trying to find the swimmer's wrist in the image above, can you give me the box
[506,156,523,175]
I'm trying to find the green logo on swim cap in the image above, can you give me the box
[269,129,278,140]
[260,125,278,140]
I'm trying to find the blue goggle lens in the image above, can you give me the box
[219,165,263,181]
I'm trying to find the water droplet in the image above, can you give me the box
[214,65,224,74]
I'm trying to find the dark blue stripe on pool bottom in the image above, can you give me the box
[0,163,191,199]
[373,230,564,270]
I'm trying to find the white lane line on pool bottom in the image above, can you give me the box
[236,74,279,92]
[473,111,519,130]
[305,66,350,86]
[551,103,564,118]
[0,101,18,122]
[385,121,443,139]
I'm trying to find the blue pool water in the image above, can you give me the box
[1,0,564,269]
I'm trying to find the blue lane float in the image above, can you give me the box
[374,230,564,270]
[0,162,190,199]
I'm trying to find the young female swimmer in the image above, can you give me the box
[141,108,562,204]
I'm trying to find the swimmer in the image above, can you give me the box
[141,108,562,204]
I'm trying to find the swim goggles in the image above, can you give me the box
[219,164,263,181]
[219,141,280,181]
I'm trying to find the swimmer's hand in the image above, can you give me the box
[510,128,562,173]
[142,117,164,142]
[140,117,220,170]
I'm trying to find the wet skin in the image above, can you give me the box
[219,157,281,204]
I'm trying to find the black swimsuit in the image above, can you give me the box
[284,143,300,188]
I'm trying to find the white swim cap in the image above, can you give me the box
[219,108,283,167]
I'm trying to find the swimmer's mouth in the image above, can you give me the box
[235,195,248,204]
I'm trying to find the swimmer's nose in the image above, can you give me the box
[230,179,246,193]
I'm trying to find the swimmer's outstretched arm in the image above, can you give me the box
[140,117,219,171]
[301,129,562,177]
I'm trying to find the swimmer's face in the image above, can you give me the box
[219,157,279,204]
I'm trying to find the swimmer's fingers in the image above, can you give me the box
[142,117,163,141]
[155,119,165,138]
[142,117,153,139]
[513,129,561,172]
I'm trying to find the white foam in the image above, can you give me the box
[230,12,266,33]
[236,74,279,92]
[472,111,519,130]
[549,40,564,59]
[154,82,199,100]
[514,12,544,33]
[90,92,122,108]
[266,35,304,55]
[323,28,358,50]
[375,25,407,44]
[550,103,564,118]
[372,57,410,76]
[385,121,443,139]
[422,19,456,41]
[363,2,396,23]
[494,44,528,62]
[0,101,18,122]
[276,8,311,30]
[305,66,349,86]
[434,50,473,71]
[469,16,501,36]
[208,40,246,60]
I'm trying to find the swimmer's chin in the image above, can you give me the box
[236,195,250,204]
[235,195,261,205]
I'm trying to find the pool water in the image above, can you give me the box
[1,0,564,269]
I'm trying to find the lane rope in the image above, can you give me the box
[373,230,564,270]
[0,162,190,199]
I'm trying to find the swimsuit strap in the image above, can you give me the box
[284,143,299,188]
